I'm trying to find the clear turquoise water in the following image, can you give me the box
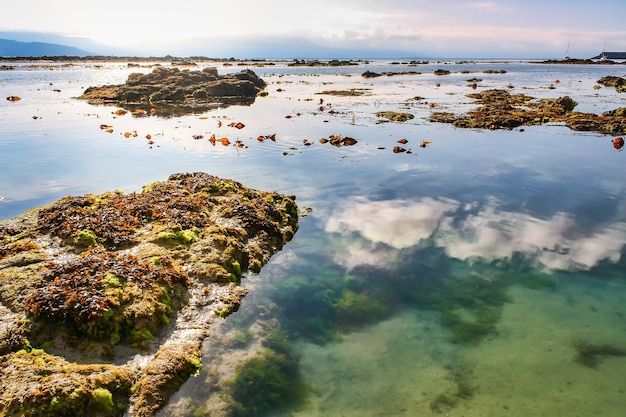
[2,60,626,416]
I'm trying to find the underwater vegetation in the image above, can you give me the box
[224,328,308,417]
[429,362,477,413]
[212,244,561,417]
[572,338,626,368]
[264,247,556,346]
[266,260,397,344]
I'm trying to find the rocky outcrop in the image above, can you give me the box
[288,59,359,67]
[430,89,626,134]
[0,172,299,417]
[361,70,421,78]
[78,67,267,115]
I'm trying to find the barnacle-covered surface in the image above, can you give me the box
[0,172,299,417]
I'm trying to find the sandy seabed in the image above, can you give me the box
[295,278,626,417]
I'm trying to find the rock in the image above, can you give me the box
[288,59,359,67]
[376,111,414,122]
[362,71,382,78]
[0,172,299,417]
[429,88,626,134]
[0,348,135,416]
[78,67,267,115]
[597,76,625,87]
[361,70,421,78]
[602,107,626,117]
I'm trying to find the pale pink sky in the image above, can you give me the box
[2,0,625,57]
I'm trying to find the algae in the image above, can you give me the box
[572,338,626,368]
[156,228,200,246]
[0,172,299,417]
[430,88,626,134]
[430,362,477,412]
[0,348,134,417]
[376,111,415,122]
[224,329,308,417]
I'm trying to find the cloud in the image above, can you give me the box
[437,200,626,270]
[3,0,626,57]
[325,196,460,250]
[323,195,626,271]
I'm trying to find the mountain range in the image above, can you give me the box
[0,31,417,59]
[0,32,138,57]
[0,38,94,57]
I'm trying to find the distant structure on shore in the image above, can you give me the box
[591,51,626,61]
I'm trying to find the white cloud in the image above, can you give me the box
[324,195,626,271]
[325,196,460,250]
[3,0,626,57]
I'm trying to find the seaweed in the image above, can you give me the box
[269,270,343,344]
[430,362,477,413]
[0,348,134,417]
[224,328,308,417]
[1,172,300,417]
[35,173,298,251]
[572,338,626,368]
[336,289,394,327]
[440,307,501,345]
[376,111,414,122]
[24,248,187,346]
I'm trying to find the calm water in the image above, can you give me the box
[2,59,626,416]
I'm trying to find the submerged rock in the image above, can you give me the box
[0,172,299,417]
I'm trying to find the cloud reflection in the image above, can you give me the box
[325,196,459,250]
[324,196,626,271]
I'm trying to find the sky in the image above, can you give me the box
[2,0,626,58]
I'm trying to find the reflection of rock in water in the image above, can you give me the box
[78,66,266,117]
[123,96,258,118]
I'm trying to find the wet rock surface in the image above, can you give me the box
[0,172,299,417]
[78,67,267,116]
[430,88,626,134]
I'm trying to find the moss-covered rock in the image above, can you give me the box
[0,172,299,417]
[376,111,414,122]
[0,348,134,417]
[429,88,626,134]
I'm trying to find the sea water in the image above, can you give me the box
[1,59,626,416]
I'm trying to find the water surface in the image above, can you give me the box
[1,59,626,416]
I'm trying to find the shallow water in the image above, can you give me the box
[1,59,626,416]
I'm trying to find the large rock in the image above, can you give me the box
[0,172,298,417]
[430,88,626,134]
[78,66,267,115]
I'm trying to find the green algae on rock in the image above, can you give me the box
[376,111,415,122]
[0,347,135,417]
[0,172,299,417]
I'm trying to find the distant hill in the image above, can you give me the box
[0,38,93,57]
